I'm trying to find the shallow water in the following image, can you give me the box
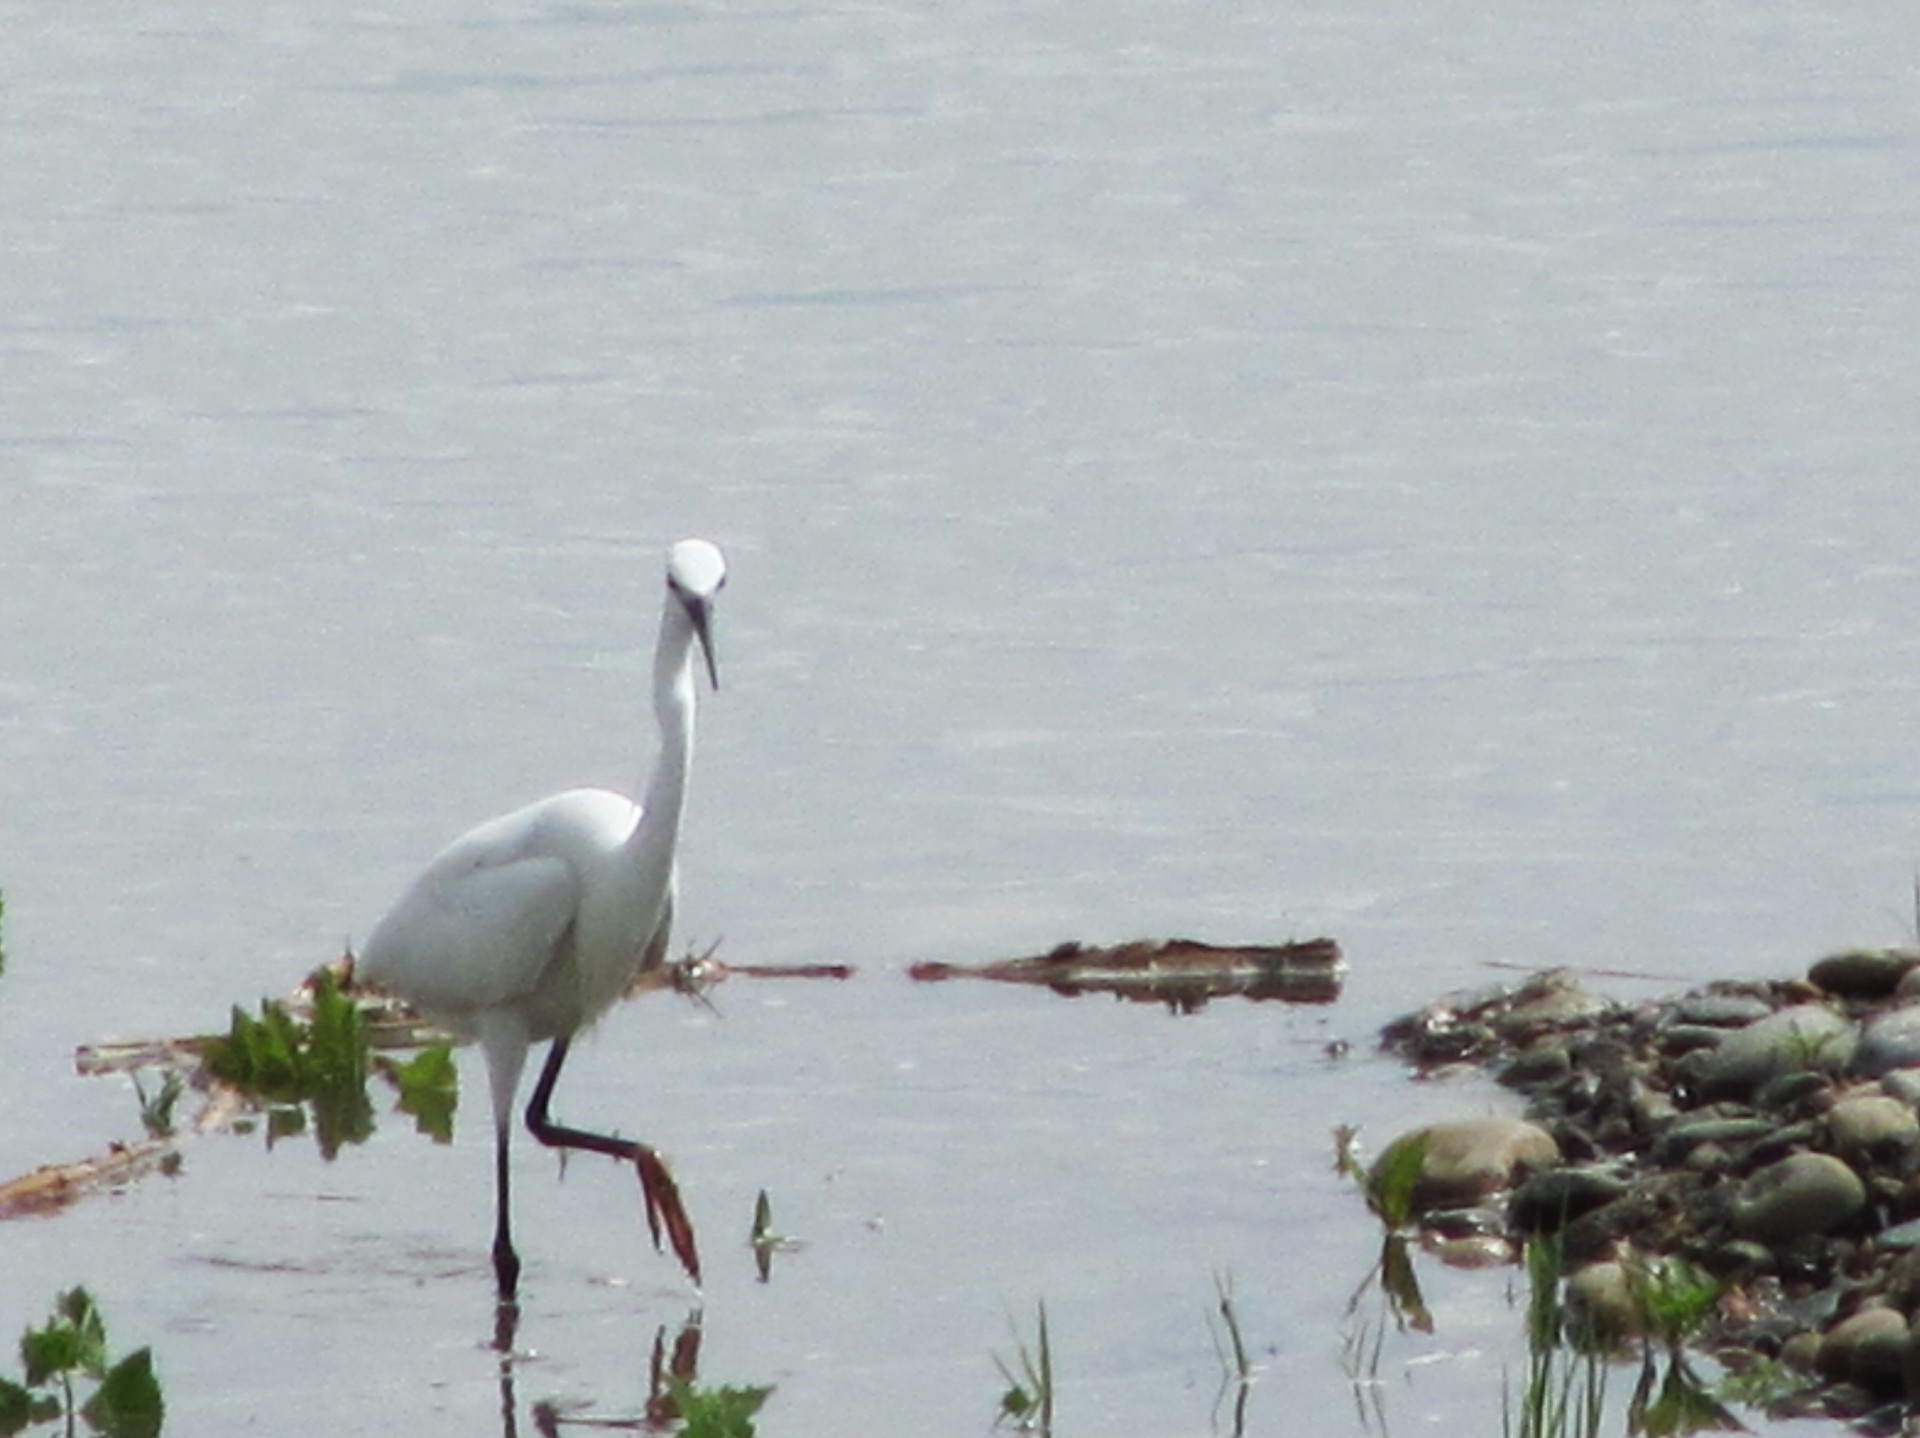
[4,0,1920,1432]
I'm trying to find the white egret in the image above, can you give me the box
[358,538,726,1297]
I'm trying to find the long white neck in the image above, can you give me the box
[633,599,698,868]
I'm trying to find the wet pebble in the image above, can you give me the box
[1698,1003,1856,1101]
[1652,1116,1774,1167]
[1508,1165,1632,1234]
[1498,1041,1572,1087]
[1564,1261,1642,1342]
[1671,992,1774,1027]
[1376,1118,1560,1212]
[1816,1306,1910,1398]
[1809,948,1920,1001]
[1733,1151,1866,1245]
[1828,1092,1919,1165]
[1853,1003,1920,1079]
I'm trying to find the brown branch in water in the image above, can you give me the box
[0,1139,176,1218]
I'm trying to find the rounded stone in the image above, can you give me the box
[1828,1093,1919,1164]
[1810,949,1920,1000]
[1374,1118,1560,1213]
[1509,1166,1633,1234]
[1817,1306,1909,1397]
[1854,1004,1920,1078]
[1671,992,1775,1028]
[1733,1152,1866,1245]
[1699,1004,1857,1101]
[1565,1261,1643,1344]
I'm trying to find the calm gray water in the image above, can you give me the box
[5,2,1920,1432]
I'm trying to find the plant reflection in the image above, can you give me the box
[491,1302,763,1438]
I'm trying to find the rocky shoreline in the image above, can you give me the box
[1379,949,1920,1427]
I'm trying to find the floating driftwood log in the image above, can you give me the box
[910,937,1344,1011]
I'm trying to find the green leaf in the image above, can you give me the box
[0,1376,35,1434]
[1365,1132,1429,1230]
[667,1378,772,1438]
[1378,1234,1433,1335]
[81,1347,164,1438]
[21,1287,106,1387]
[392,1043,458,1144]
[304,968,368,1091]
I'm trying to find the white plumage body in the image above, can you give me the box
[356,537,725,1294]
[360,787,671,1047]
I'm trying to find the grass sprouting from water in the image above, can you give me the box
[1504,1238,1607,1438]
[1207,1272,1254,1437]
[131,1071,182,1141]
[993,1302,1054,1435]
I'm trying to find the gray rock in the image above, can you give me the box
[1883,1069,1920,1107]
[1855,1004,1920,1078]
[1509,1166,1632,1234]
[1671,993,1774,1027]
[1565,1261,1642,1343]
[1374,1118,1560,1213]
[1810,948,1920,1000]
[1828,1093,1919,1164]
[1817,1306,1908,1397]
[1699,1004,1856,1101]
[1499,1041,1573,1087]
[1754,1070,1830,1113]
[1653,1116,1774,1168]
[1733,1152,1866,1245]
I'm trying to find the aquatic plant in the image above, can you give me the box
[748,1189,802,1282]
[130,1072,181,1142]
[377,1042,457,1143]
[1503,1238,1607,1438]
[202,967,371,1157]
[1206,1271,1254,1436]
[1338,1126,1433,1336]
[1361,1129,1428,1231]
[664,1377,772,1438]
[0,1287,163,1438]
[993,1302,1054,1434]
[1621,1257,1741,1437]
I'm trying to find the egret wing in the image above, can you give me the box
[361,846,580,1020]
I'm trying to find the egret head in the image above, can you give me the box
[667,539,726,688]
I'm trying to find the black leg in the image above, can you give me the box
[492,1125,521,1299]
[523,1038,702,1285]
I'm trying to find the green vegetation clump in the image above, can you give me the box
[665,1378,771,1438]
[1504,1239,1606,1438]
[202,968,371,1157]
[0,1288,163,1438]
[380,1042,457,1144]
